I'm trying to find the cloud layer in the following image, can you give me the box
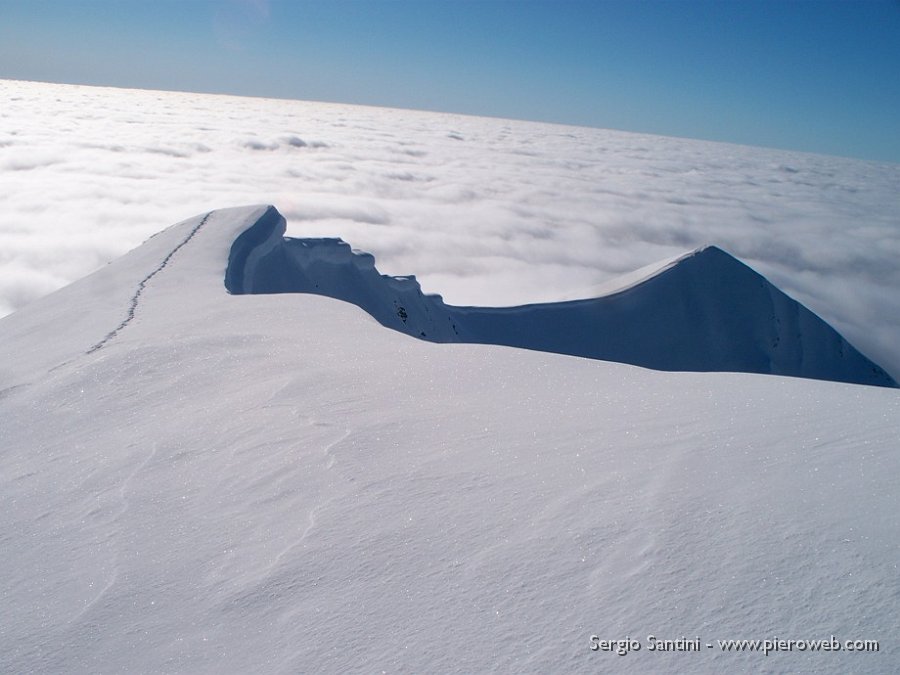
[1,79,898,378]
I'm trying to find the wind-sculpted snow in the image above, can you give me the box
[225,207,896,388]
[1,206,899,673]
[1,205,899,673]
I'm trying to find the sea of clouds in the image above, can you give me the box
[1,79,898,378]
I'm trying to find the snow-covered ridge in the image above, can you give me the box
[2,204,899,673]
[225,206,897,388]
[5,79,900,381]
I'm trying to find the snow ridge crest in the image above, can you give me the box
[88,211,214,353]
[224,206,897,388]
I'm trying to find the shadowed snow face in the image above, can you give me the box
[1,79,898,378]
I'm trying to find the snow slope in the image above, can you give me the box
[1,206,898,673]
[225,208,895,387]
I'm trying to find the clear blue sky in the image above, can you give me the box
[2,0,899,162]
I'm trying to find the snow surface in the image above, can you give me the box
[224,209,895,387]
[1,205,898,673]
[1,79,899,381]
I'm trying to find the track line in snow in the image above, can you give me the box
[87,212,213,354]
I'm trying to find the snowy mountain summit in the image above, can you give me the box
[2,205,899,673]
[224,205,895,387]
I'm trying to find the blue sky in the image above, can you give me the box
[1,0,899,162]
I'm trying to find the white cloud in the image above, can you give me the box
[1,79,898,378]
